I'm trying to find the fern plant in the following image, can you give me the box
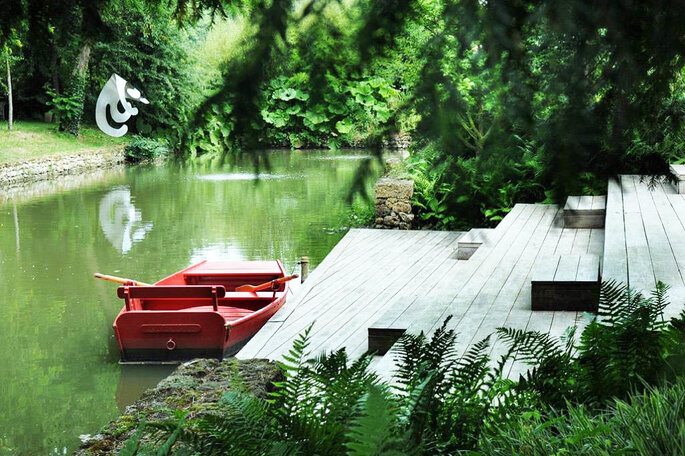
[498,280,685,408]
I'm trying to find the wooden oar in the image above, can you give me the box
[235,274,299,293]
[93,272,152,287]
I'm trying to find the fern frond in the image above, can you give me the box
[346,385,407,456]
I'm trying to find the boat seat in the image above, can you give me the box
[118,285,227,311]
[180,306,255,322]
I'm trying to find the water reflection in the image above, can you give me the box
[115,365,176,412]
[197,173,288,181]
[0,149,383,455]
[98,187,153,254]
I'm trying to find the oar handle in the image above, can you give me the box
[235,274,299,293]
[94,273,152,287]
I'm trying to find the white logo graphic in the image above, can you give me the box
[95,74,149,137]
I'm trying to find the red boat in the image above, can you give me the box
[111,260,291,362]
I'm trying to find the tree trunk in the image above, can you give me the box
[60,41,91,135]
[76,42,91,77]
[6,53,12,131]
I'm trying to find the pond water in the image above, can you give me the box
[0,150,382,455]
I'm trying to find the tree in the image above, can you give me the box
[5,47,12,131]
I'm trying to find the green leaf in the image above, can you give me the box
[335,119,354,134]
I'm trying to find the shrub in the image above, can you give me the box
[478,380,685,456]
[124,136,170,163]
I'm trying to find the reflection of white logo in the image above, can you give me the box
[95,74,149,137]
[98,188,153,254]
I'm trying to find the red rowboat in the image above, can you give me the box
[112,260,290,362]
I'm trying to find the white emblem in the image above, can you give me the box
[95,74,149,137]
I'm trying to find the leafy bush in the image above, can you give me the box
[124,136,170,163]
[407,138,546,230]
[45,84,84,136]
[479,380,685,456]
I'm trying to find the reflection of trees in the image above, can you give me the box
[0,150,381,454]
[98,187,153,254]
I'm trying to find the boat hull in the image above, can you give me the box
[112,260,288,363]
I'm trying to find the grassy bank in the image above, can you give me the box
[0,121,128,164]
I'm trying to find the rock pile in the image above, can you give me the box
[382,133,411,150]
[374,178,415,229]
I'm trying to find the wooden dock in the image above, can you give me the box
[238,175,685,378]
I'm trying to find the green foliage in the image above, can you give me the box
[499,281,685,409]
[45,83,84,136]
[478,380,685,456]
[88,2,201,142]
[124,136,170,163]
[407,138,545,229]
[126,280,685,455]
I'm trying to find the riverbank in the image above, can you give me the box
[0,146,126,189]
[75,359,283,455]
[0,121,129,189]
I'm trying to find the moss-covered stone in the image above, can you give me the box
[74,358,283,455]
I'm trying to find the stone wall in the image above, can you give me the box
[0,146,126,189]
[382,133,411,151]
[374,178,415,229]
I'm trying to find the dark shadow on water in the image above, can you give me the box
[115,364,177,411]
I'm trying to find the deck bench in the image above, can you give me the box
[564,195,606,228]
[531,254,600,311]
[455,228,497,260]
[670,164,685,194]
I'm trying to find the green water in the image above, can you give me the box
[0,150,381,455]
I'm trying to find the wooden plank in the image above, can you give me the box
[431,205,547,333]
[578,195,593,210]
[621,175,641,213]
[602,178,628,283]
[577,255,600,282]
[564,196,580,211]
[622,176,656,292]
[554,229,577,255]
[392,205,541,338]
[249,230,423,358]
[532,256,560,282]
[633,177,682,290]
[570,229,591,254]
[591,195,606,210]
[459,206,561,354]
[259,231,450,359]
[292,230,423,311]
[440,205,557,357]
[588,229,604,255]
[554,255,580,281]
[311,232,458,356]
[270,229,396,322]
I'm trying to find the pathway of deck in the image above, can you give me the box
[239,174,685,378]
[604,175,685,319]
[239,204,602,374]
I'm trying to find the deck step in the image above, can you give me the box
[367,299,409,355]
[531,254,600,311]
[670,164,685,194]
[455,228,498,260]
[564,195,606,228]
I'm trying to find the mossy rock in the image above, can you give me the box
[75,358,283,455]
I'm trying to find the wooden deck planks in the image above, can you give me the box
[602,178,628,283]
[242,173,685,380]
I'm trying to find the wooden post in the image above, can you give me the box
[300,256,309,283]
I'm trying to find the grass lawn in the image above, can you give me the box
[0,121,129,164]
